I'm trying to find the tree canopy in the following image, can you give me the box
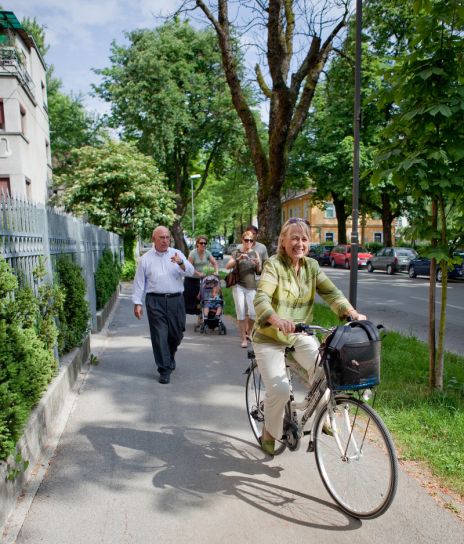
[53,141,176,258]
[373,0,464,389]
[94,19,246,251]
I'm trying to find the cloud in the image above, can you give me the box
[8,0,199,114]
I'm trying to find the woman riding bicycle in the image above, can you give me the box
[252,218,366,455]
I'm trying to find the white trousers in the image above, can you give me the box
[232,284,256,320]
[252,335,320,441]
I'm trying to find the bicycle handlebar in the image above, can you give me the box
[294,323,333,335]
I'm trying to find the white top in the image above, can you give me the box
[132,247,194,305]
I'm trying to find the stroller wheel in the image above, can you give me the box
[220,324,227,335]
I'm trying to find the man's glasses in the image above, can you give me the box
[197,241,207,245]
[288,217,311,226]
[242,238,254,243]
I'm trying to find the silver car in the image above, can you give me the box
[367,247,418,275]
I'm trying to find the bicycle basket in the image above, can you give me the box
[325,320,381,391]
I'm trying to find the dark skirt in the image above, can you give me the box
[184,276,201,315]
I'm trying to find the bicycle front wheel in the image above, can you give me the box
[314,396,398,519]
[245,361,286,455]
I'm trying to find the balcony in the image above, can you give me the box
[0,47,36,103]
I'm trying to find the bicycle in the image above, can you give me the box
[245,323,398,519]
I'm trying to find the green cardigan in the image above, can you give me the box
[253,253,354,346]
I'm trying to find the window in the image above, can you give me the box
[0,177,10,196]
[325,232,334,242]
[41,81,48,110]
[45,139,51,164]
[324,202,335,219]
[0,100,4,130]
[19,104,26,135]
[374,232,382,243]
[25,178,32,200]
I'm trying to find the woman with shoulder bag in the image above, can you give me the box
[225,230,261,347]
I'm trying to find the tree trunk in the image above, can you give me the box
[428,199,438,390]
[332,194,348,244]
[171,218,188,254]
[257,183,283,252]
[195,0,348,252]
[381,192,394,246]
[436,197,447,391]
[122,232,136,262]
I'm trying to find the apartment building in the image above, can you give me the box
[282,188,393,245]
[0,10,51,203]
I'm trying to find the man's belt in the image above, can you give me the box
[147,292,182,298]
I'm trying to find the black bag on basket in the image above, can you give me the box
[225,267,239,288]
[324,320,383,390]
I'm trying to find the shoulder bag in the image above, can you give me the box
[225,266,239,288]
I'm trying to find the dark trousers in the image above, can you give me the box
[145,294,186,376]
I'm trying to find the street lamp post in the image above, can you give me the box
[349,0,363,307]
[190,174,201,240]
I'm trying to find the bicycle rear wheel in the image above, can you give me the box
[314,396,398,519]
[245,361,286,455]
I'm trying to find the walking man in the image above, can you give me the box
[133,226,194,384]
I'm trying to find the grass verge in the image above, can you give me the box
[220,278,464,496]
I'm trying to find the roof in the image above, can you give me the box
[0,10,37,50]
[0,11,22,30]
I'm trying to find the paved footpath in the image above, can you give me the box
[3,283,463,544]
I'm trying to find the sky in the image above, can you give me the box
[8,0,185,115]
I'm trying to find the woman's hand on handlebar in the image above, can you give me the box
[268,314,295,334]
[347,309,367,321]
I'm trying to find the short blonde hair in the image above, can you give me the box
[277,218,311,256]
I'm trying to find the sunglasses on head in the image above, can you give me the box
[197,241,207,245]
[242,238,254,243]
[288,217,311,226]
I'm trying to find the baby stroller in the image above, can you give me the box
[196,274,227,335]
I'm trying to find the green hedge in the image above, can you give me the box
[95,249,121,310]
[121,260,136,281]
[0,258,61,461]
[55,257,90,356]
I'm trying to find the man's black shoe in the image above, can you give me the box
[159,375,170,384]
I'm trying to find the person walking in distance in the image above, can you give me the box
[225,229,261,348]
[132,226,194,384]
[240,224,269,265]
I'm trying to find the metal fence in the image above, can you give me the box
[0,192,121,332]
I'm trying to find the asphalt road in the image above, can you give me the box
[4,283,463,543]
[320,266,464,355]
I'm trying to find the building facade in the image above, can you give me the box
[0,11,51,203]
[282,188,393,245]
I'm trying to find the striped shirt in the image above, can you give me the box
[253,254,354,346]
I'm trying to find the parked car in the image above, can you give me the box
[209,241,224,260]
[408,255,464,281]
[225,243,239,255]
[330,244,373,269]
[367,247,418,275]
[308,244,333,266]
